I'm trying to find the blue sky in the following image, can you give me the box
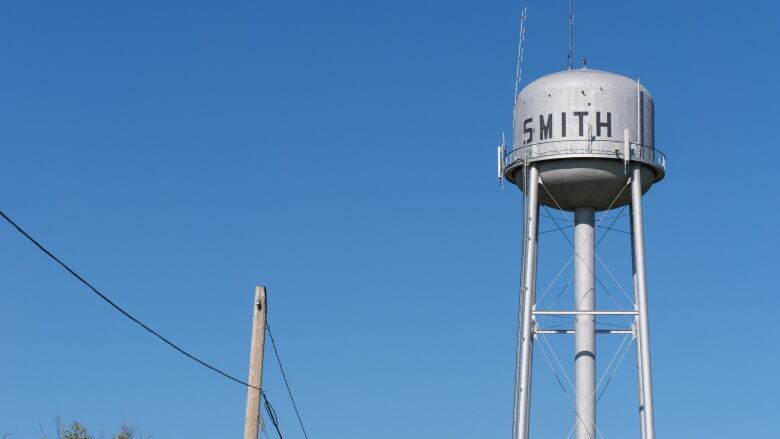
[0,0,778,437]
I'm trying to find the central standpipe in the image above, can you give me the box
[574,207,596,439]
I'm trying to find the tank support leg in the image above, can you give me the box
[515,165,540,439]
[630,164,656,439]
[631,204,647,439]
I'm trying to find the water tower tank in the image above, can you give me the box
[503,68,665,211]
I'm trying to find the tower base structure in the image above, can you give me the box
[510,161,660,439]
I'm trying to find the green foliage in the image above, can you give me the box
[32,419,149,439]
[113,424,136,439]
[63,423,92,439]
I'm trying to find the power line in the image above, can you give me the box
[0,208,311,439]
[267,322,311,439]
[0,208,259,391]
[263,392,285,439]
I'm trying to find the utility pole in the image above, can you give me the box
[244,286,268,439]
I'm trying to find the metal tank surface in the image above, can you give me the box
[504,69,665,211]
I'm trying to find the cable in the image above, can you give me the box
[596,225,630,235]
[539,224,574,235]
[263,392,284,439]
[1,209,311,439]
[595,206,626,247]
[538,335,602,439]
[0,208,259,390]
[596,336,635,404]
[535,255,574,305]
[266,322,310,439]
[540,204,634,323]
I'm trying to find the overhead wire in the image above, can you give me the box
[263,392,285,439]
[0,208,306,438]
[267,323,311,439]
[0,209,257,390]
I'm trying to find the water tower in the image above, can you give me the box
[500,67,666,439]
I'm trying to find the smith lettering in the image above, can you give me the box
[596,111,612,137]
[520,110,616,143]
[573,111,589,136]
[523,117,533,144]
[539,114,553,140]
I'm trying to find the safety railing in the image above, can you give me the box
[503,139,666,172]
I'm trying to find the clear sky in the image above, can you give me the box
[1,0,778,438]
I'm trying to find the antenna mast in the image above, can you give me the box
[567,0,573,70]
[502,7,528,189]
[515,6,528,100]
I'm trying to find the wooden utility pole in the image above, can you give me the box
[243,285,268,439]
